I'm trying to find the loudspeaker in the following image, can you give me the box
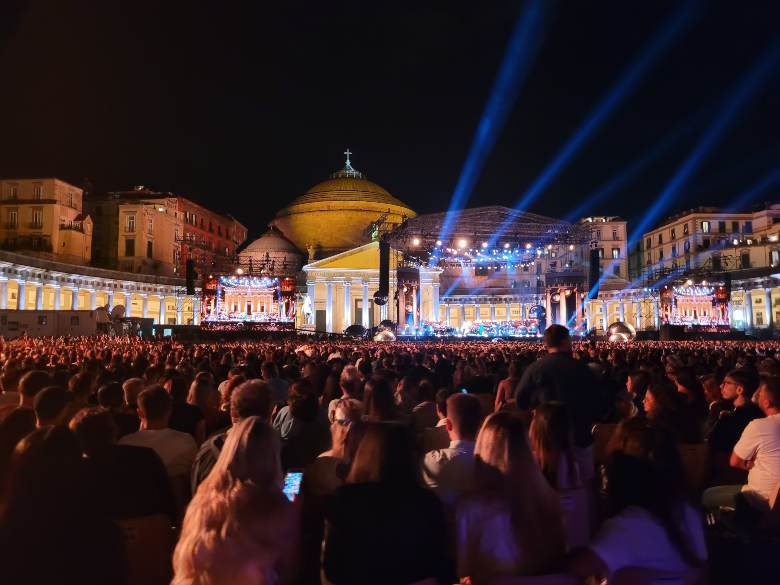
[724,273,732,296]
[659,324,685,341]
[588,249,601,298]
[186,259,196,295]
[378,240,390,297]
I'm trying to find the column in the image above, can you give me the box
[16,280,26,310]
[70,287,79,310]
[325,281,334,333]
[195,297,202,325]
[398,286,406,326]
[585,302,592,331]
[343,281,352,327]
[158,295,166,324]
[445,303,451,325]
[634,301,641,330]
[53,285,61,310]
[89,290,97,311]
[602,300,609,331]
[474,303,481,321]
[505,302,511,322]
[490,303,496,321]
[307,281,316,325]
[521,303,527,320]
[380,302,388,321]
[412,284,418,326]
[745,290,753,330]
[461,302,466,327]
[432,283,440,322]
[559,293,567,326]
[34,283,43,310]
[0,279,7,310]
[653,298,660,329]
[107,290,114,309]
[177,297,183,324]
[727,300,734,326]
[765,288,773,329]
[142,295,149,319]
[618,301,625,323]
[361,281,369,327]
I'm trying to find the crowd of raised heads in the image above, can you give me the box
[1,330,779,585]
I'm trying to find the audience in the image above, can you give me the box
[2,332,778,584]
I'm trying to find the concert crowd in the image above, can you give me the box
[0,330,778,585]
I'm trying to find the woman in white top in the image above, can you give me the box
[457,412,566,585]
[570,417,707,584]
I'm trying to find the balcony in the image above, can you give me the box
[29,221,43,229]
[59,220,85,233]
[3,222,18,230]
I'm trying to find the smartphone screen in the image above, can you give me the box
[282,471,303,502]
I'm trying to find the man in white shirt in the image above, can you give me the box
[703,374,780,512]
[422,392,482,506]
[119,385,197,478]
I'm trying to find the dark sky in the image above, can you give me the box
[0,0,778,239]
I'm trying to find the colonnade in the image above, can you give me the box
[0,276,199,326]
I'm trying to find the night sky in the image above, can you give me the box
[0,0,778,239]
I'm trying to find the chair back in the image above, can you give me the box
[612,566,703,585]
[591,423,617,467]
[169,473,192,523]
[678,443,709,493]
[476,393,495,417]
[559,485,590,549]
[116,513,175,585]
[419,425,450,453]
[489,574,581,584]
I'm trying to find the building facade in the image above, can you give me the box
[0,178,92,264]
[178,198,247,275]
[88,187,182,277]
[579,216,629,280]
[640,205,780,280]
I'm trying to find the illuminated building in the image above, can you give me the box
[0,178,93,264]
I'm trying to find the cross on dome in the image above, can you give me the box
[344,148,353,170]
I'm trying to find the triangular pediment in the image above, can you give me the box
[303,241,388,271]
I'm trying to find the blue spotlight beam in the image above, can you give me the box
[434,0,548,261]
[591,41,780,300]
[725,167,780,213]
[562,107,708,223]
[488,1,699,249]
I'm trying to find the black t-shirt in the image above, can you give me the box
[324,482,449,585]
[515,352,606,447]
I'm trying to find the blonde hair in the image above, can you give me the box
[172,417,295,585]
[474,412,566,575]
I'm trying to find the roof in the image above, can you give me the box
[387,205,591,245]
[241,226,301,257]
[281,176,413,210]
[279,154,414,212]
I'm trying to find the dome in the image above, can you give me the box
[239,226,303,275]
[271,151,416,260]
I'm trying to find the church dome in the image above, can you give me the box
[271,151,416,260]
[239,226,303,275]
